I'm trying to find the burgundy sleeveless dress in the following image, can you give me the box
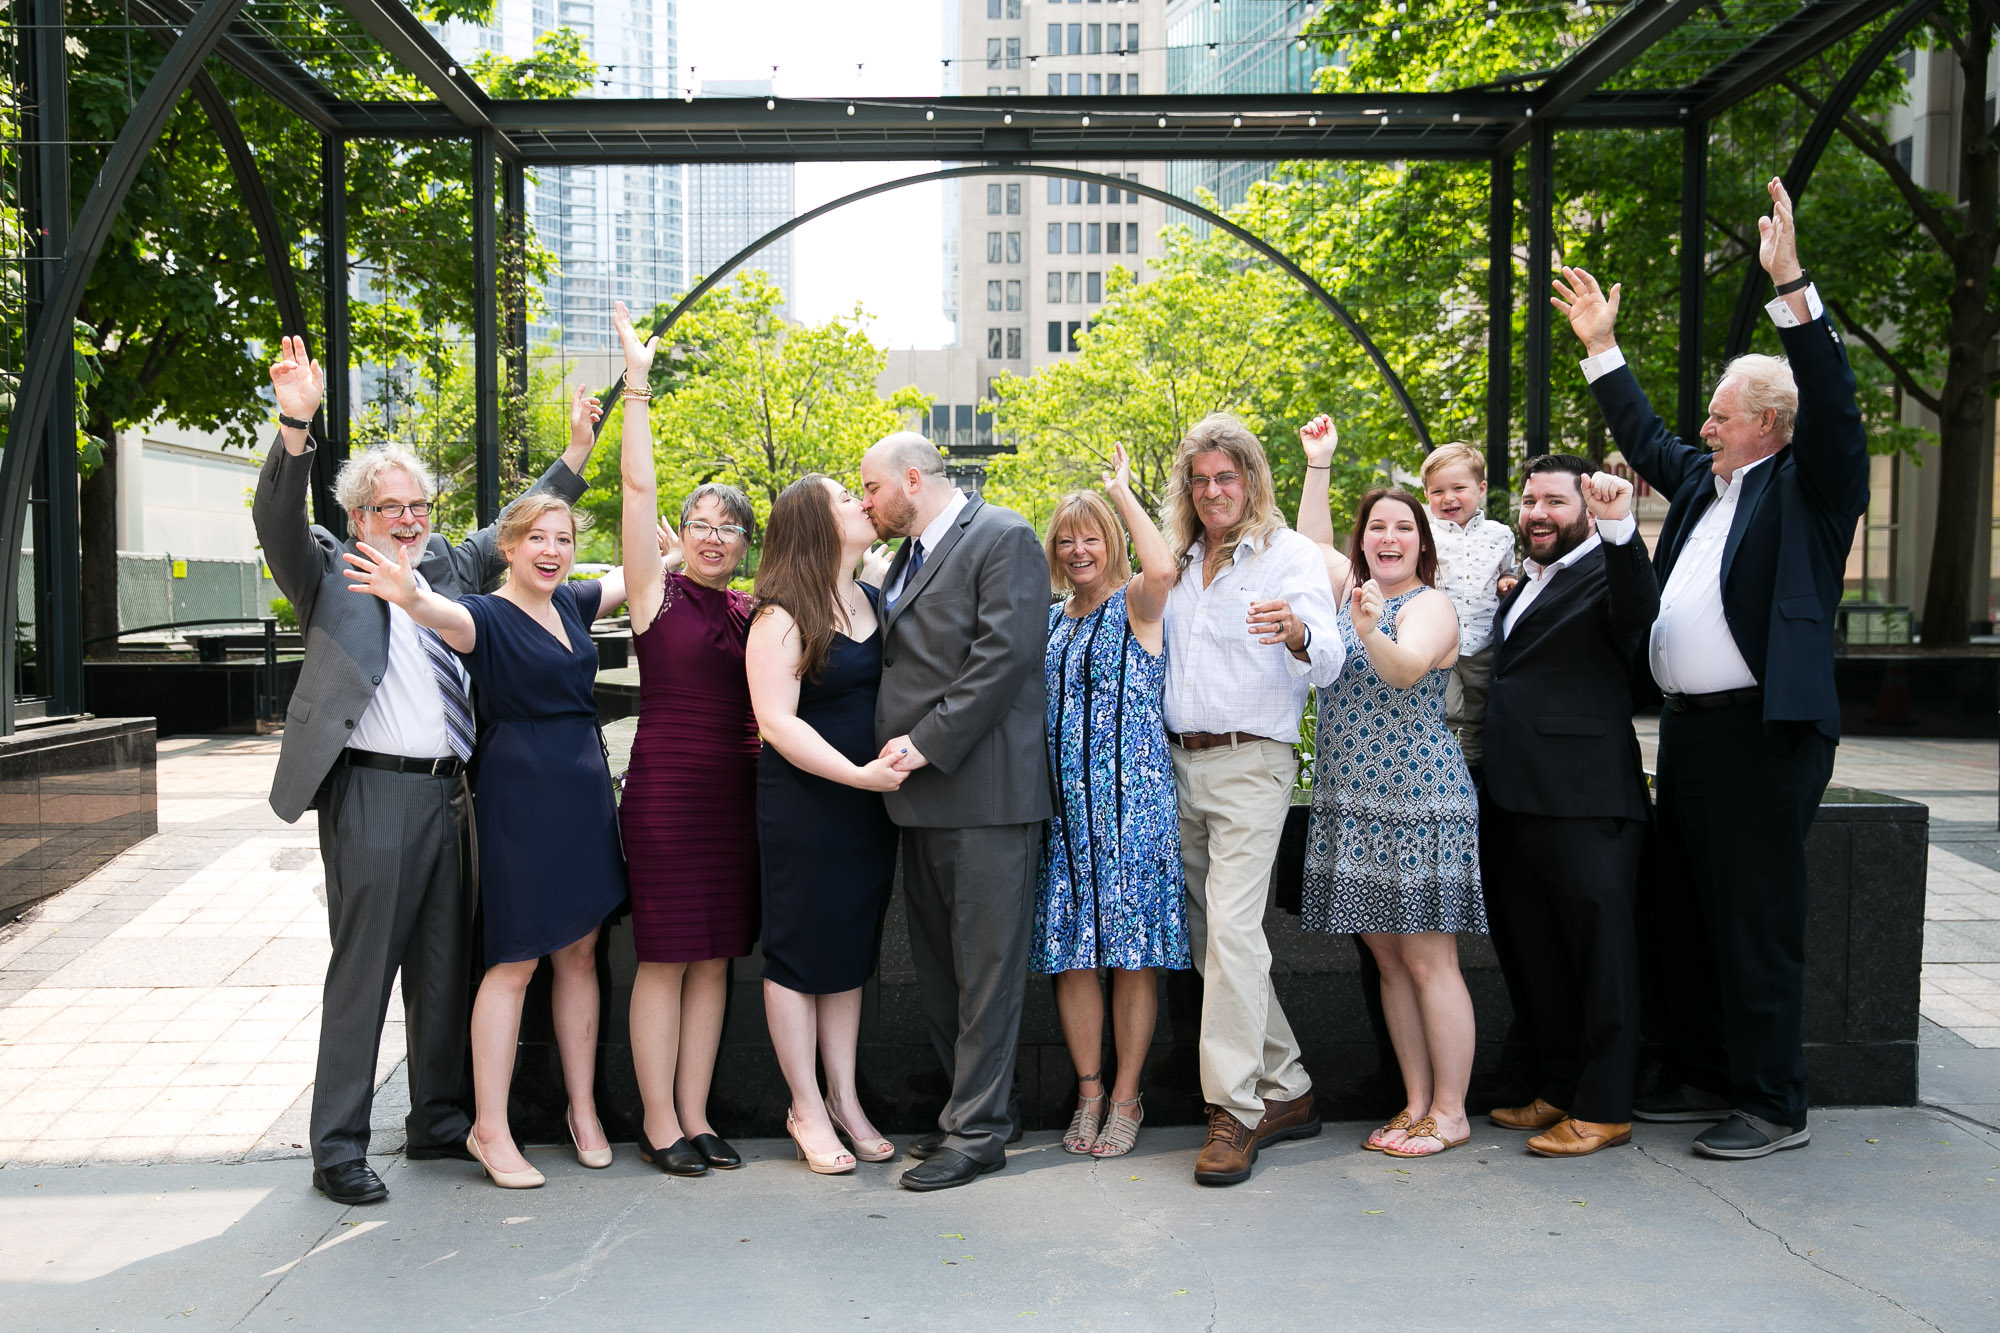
[620,573,760,962]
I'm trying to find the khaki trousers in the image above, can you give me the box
[1446,642,1495,766]
[1171,738,1311,1128]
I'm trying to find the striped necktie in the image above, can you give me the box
[416,624,476,762]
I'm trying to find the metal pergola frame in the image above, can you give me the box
[0,0,1938,732]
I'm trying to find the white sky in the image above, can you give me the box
[677,0,957,349]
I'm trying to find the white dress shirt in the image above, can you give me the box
[886,488,969,604]
[1645,457,1771,695]
[1161,528,1346,744]
[1499,515,1636,639]
[1430,511,1518,656]
[347,570,469,759]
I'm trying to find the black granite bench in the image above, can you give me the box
[507,782,1927,1141]
[0,717,157,917]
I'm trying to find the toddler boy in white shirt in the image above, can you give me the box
[1421,443,1518,779]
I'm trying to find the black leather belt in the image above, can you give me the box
[1662,687,1763,713]
[338,748,465,777]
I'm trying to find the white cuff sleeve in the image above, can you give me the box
[1596,513,1638,545]
[1579,346,1627,384]
[1764,283,1824,328]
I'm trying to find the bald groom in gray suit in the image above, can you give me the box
[860,433,1052,1193]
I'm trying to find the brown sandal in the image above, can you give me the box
[1380,1115,1471,1159]
[1364,1111,1413,1151]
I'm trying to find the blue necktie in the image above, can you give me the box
[895,537,926,606]
[416,624,476,762]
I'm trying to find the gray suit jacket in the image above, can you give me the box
[875,495,1052,829]
[251,439,587,822]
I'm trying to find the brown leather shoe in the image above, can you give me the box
[1527,1118,1633,1157]
[1490,1097,1567,1131]
[1254,1091,1323,1147]
[1193,1106,1258,1186]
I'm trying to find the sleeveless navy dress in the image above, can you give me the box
[457,580,627,964]
[756,585,899,994]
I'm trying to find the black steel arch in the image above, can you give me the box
[0,0,252,734]
[616,164,1434,452]
[1721,0,1940,359]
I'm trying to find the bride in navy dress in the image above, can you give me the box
[344,484,626,1189]
[744,473,908,1174]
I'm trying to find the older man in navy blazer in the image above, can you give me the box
[1553,177,1868,1160]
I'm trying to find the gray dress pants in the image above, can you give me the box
[309,764,476,1168]
[901,823,1040,1166]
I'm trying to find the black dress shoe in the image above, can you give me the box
[1693,1111,1810,1160]
[690,1133,742,1170]
[899,1147,1004,1193]
[907,1130,948,1161]
[404,1140,476,1162]
[638,1129,710,1176]
[313,1159,388,1205]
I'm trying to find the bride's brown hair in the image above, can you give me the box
[754,474,845,682]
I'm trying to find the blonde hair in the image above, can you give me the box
[1160,413,1287,569]
[1420,442,1486,487]
[334,444,434,516]
[1718,354,1798,442]
[495,494,587,554]
[1044,491,1132,596]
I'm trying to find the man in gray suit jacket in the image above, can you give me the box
[860,432,1052,1192]
[253,337,594,1205]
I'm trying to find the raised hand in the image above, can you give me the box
[859,541,894,587]
[1100,443,1134,500]
[1581,470,1635,522]
[613,300,660,386]
[342,540,418,607]
[1299,414,1337,468]
[852,753,910,792]
[1351,578,1386,635]
[269,334,324,423]
[569,382,603,450]
[1551,266,1621,358]
[1757,176,1802,285]
[657,516,684,571]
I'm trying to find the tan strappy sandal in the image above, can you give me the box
[1090,1095,1144,1158]
[1063,1073,1107,1154]
[1364,1110,1414,1151]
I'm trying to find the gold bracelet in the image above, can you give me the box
[622,389,652,403]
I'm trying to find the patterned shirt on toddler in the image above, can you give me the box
[1429,511,1517,657]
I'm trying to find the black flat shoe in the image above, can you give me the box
[313,1159,388,1205]
[404,1140,476,1162]
[906,1130,948,1161]
[637,1129,709,1177]
[898,1147,1004,1193]
[689,1133,742,1169]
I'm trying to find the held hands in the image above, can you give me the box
[1757,176,1803,286]
[612,300,660,386]
[1248,598,1308,654]
[342,541,419,607]
[568,383,603,450]
[1350,579,1386,636]
[1550,266,1621,358]
[853,753,910,792]
[1298,414,1337,468]
[269,335,325,423]
[1582,471,1634,522]
[878,735,930,773]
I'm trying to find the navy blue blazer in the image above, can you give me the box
[1587,311,1869,739]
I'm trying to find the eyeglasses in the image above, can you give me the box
[1189,472,1242,493]
[683,519,749,543]
[362,501,430,520]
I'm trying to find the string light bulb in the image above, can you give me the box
[926,108,935,120]
[767,98,776,110]
[1004,112,1014,123]
[1082,114,1091,126]
[1308,114,1317,127]
[846,103,855,115]
[1158,115,1167,127]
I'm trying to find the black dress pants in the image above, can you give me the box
[1486,809,1646,1122]
[1653,701,1834,1128]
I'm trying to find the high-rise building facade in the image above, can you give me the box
[437,0,685,352]
[946,0,1170,415]
[687,80,796,322]
[1165,0,1319,215]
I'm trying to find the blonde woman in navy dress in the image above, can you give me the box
[344,491,626,1189]
[1031,445,1189,1160]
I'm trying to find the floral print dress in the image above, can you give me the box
[1031,588,1191,973]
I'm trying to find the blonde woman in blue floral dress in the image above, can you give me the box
[1031,445,1189,1160]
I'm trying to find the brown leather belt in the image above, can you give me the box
[1166,730,1281,751]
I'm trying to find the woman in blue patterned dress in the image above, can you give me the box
[1032,445,1189,1160]
[1299,485,1485,1162]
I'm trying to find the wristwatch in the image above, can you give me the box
[1773,272,1811,295]
[278,412,313,432]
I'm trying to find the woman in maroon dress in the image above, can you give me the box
[614,302,760,1177]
